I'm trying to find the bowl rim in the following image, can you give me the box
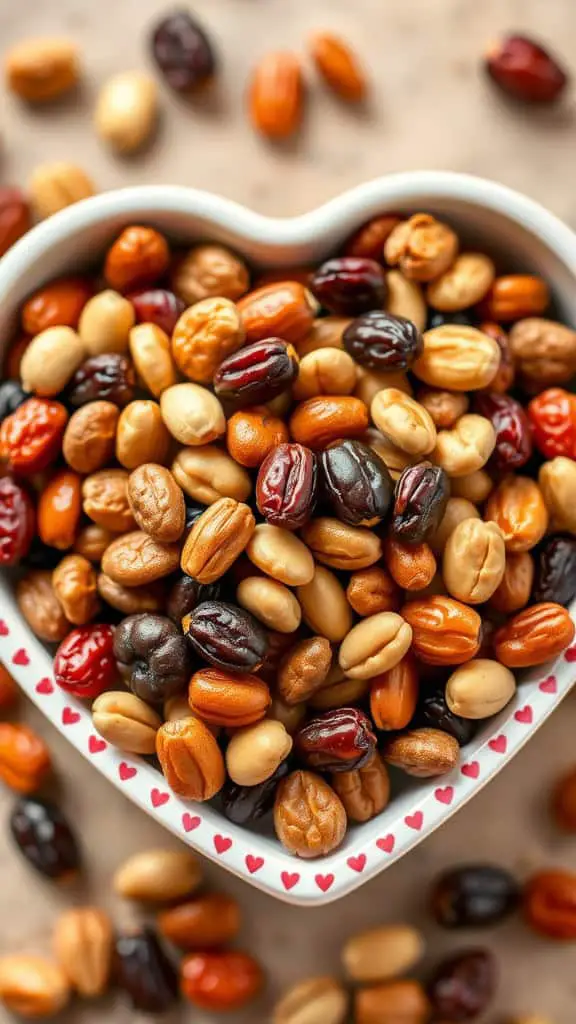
[1,170,575,905]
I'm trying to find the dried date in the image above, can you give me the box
[414,689,477,746]
[10,796,80,881]
[67,354,136,407]
[432,865,520,928]
[294,707,376,772]
[115,928,178,1013]
[427,949,496,1021]
[114,614,194,703]
[256,443,317,529]
[221,760,290,826]
[320,439,393,526]
[532,534,576,606]
[391,462,450,543]
[0,476,35,565]
[343,310,423,371]
[213,338,298,405]
[474,391,532,470]
[151,10,216,93]
[310,257,387,316]
[128,287,185,335]
[183,600,269,673]
[167,574,222,623]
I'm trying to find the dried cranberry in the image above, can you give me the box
[474,391,533,470]
[0,380,29,423]
[256,443,317,530]
[214,338,299,405]
[150,10,216,93]
[295,707,377,772]
[127,288,185,335]
[0,476,35,565]
[319,439,393,525]
[310,257,387,316]
[54,624,116,699]
[67,354,135,407]
[528,387,576,459]
[485,35,568,104]
[0,397,67,474]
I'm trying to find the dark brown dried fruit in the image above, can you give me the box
[319,439,393,526]
[128,288,185,335]
[183,600,269,673]
[294,707,376,772]
[343,310,423,371]
[532,534,576,606]
[67,354,136,408]
[151,10,216,93]
[213,338,298,405]
[432,865,520,928]
[392,462,450,543]
[115,928,178,1013]
[473,391,532,470]
[256,442,317,529]
[427,949,497,1021]
[310,257,387,316]
[10,795,80,881]
[113,614,194,703]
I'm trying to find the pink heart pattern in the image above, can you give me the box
[88,735,106,754]
[118,762,137,782]
[0,620,9,636]
[182,813,201,833]
[405,811,423,831]
[62,707,80,726]
[376,835,395,854]
[489,735,507,754]
[213,835,232,855]
[435,786,454,806]
[515,705,533,725]
[245,855,264,874]
[461,761,480,779]
[347,854,366,873]
[564,645,576,662]
[539,676,557,694]
[315,873,334,892]
[281,872,300,891]
[150,788,170,808]
[12,648,29,666]
[35,677,54,695]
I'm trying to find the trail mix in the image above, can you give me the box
[2,212,576,860]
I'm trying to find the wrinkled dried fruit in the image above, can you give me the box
[320,439,393,526]
[184,600,268,673]
[485,34,568,103]
[311,258,387,317]
[391,462,450,543]
[295,708,376,772]
[343,310,423,371]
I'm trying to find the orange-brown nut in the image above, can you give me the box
[188,668,271,728]
[238,281,317,345]
[416,388,469,430]
[354,979,430,1024]
[277,636,332,705]
[156,716,225,801]
[509,318,576,389]
[37,469,82,550]
[274,769,347,858]
[158,893,240,950]
[309,32,367,101]
[290,396,369,450]
[62,401,119,474]
[426,252,495,312]
[485,476,549,553]
[490,552,534,614]
[383,727,459,778]
[180,497,255,583]
[296,315,350,357]
[494,602,575,668]
[479,274,550,322]
[101,530,180,586]
[104,226,170,293]
[384,214,459,283]
[553,768,576,832]
[331,751,390,823]
[227,406,289,468]
[82,469,135,533]
[5,37,79,103]
[402,595,482,665]
[311,675,371,711]
[346,566,400,617]
[523,870,576,940]
[249,52,304,139]
[0,955,70,1017]
[128,464,185,543]
[172,244,249,305]
[74,524,117,563]
[97,573,165,615]
[383,536,437,592]
[171,297,245,384]
[369,656,419,731]
[0,723,51,793]
[128,323,177,396]
[52,554,99,626]
[53,907,113,998]
[115,399,170,470]
[301,517,381,570]
[21,276,92,334]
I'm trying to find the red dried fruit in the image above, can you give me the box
[0,476,35,565]
[54,624,116,698]
[214,338,299,405]
[343,214,401,261]
[256,443,317,530]
[310,257,387,316]
[0,398,68,475]
[474,391,533,470]
[528,388,576,460]
[127,288,185,336]
[294,707,377,772]
[0,187,31,259]
[485,35,568,104]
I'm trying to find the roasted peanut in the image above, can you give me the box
[490,552,534,614]
[116,399,170,470]
[450,468,494,503]
[293,347,357,400]
[128,464,185,543]
[384,536,437,592]
[82,469,135,533]
[343,924,424,983]
[246,522,314,585]
[95,71,158,152]
[273,976,348,1024]
[74,524,117,563]
[383,727,459,777]
[332,751,390,823]
[432,414,496,477]
[180,497,255,583]
[172,297,245,383]
[63,401,119,474]
[384,214,458,282]
[417,387,469,430]
[385,271,427,332]
[414,325,501,391]
[301,517,381,570]
[226,719,292,786]
[101,530,180,585]
[113,849,202,902]
[249,52,305,139]
[52,554,99,625]
[278,636,334,705]
[428,497,479,555]
[29,162,94,221]
[354,979,430,1024]
[509,317,576,388]
[539,457,576,534]
[237,576,301,633]
[273,770,347,858]
[371,388,437,456]
[79,290,135,356]
[0,956,70,1017]
[161,382,225,446]
[172,445,251,505]
[53,907,113,998]
[92,691,161,753]
[339,612,413,680]
[158,893,241,951]
[16,571,69,643]
[172,244,249,305]
[20,326,86,396]
[426,252,495,311]
[297,565,352,642]
[129,322,177,396]
[446,659,516,719]
[443,518,506,603]
[5,37,78,102]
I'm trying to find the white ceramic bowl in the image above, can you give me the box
[1,171,575,906]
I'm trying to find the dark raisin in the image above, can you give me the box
[319,439,393,526]
[113,614,194,702]
[343,310,423,371]
[10,796,80,881]
[221,760,291,826]
[427,310,475,330]
[183,600,269,673]
[310,257,387,316]
[115,928,178,1013]
[415,689,477,747]
[432,864,520,928]
[151,10,216,93]
[532,534,576,606]
[294,707,376,772]
[427,949,497,1021]
[474,391,533,470]
[167,573,222,624]
[67,354,136,407]
[391,462,450,543]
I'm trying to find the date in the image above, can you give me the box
[474,391,532,470]
[427,949,496,1020]
[532,534,576,606]
[415,689,477,746]
[115,928,178,1013]
[256,443,317,529]
[183,600,269,673]
[310,257,387,316]
[67,354,135,407]
[0,476,35,565]
[214,338,298,405]
[10,795,80,881]
[320,439,393,526]
[343,310,423,371]
[294,707,376,772]
[221,760,290,826]
[128,287,185,335]
[432,864,520,928]
[391,462,450,543]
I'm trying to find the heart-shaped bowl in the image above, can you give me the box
[1,171,576,905]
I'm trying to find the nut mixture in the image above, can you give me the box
[2,211,576,866]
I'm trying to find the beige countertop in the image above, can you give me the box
[2,0,576,1020]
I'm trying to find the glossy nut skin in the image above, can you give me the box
[10,795,80,881]
[343,310,423,371]
[426,252,495,311]
[0,956,70,1018]
[490,551,534,613]
[156,717,225,800]
[82,469,134,533]
[391,462,450,544]
[319,439,393,526]
[443,519,506,604]
[53,907,113,997]
[92,691,161,754]
[414,325,501,391]
[54,624,116,698]
[52,554,99,625]
[180,497,255,583]
[63,401,118,474]
[485,476,548,553]
[184,601,269,674]
[301,517,381,570]
[226,719,292,785]
[158,893,240,951]
[511,318,576,388]
[494,602,575,668]
[37,470,81,550]
[0,397,68,475]
[181,950,263,1011]
[0,723,51,794]
[331,751,390,823]
[532,535,576,606]
[227,406,289,467]
[432,414,496,477]
[293,347,357,400]
[114,613,193,702]
[402,596,481,665]
[384,213,458,282]
[214,338,298,404]
[256,443,317,529]
[369,656,419,730]
[16,571,69,643]
[480,275,550,322]
[274,770,347,858]
[278,636,332,705]
[539,457,576,534]
[297,565,352,643]
[339,612,413,680]
[383,727,459,778]
[128,464,185,543]
[346,566,400,616]
[114,929,178,1014]
[290,395,369,450]
[104,226,168,291]
[295,708,376,772]
[116,400,170,470]
[446,659,516,719]
[384,537,436,592]
[310,31,367,102]
[128,322,177,396]
[427,949,496,1021]
[310,257,386,316]
[474,391,533,470]
[238,281,316,344]
[432,865,520,928]
[101,531,179,585]
[486,34,568,102]
[354,979,431,1024]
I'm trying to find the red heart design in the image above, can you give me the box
[347,854,366,873]
[245,854,264,874]
[12,648,29,667]
[213,834,232,855]
[435,786,454,805]
[376,835,395,854]
[514,705,533,725]
[461,761,480,779]
[88,735,106,754]
[35,677,54,695]
[150,788,170,808]
[182,813,201,833]
[0,620,9,636]
[118,762,137,782]
[539,675,557,694]
[564,645,576,662]
[315,873,334,893]
[281,871,300,891]
[62,706,80,725]
[405,811,423,831]
[488,735,507,754]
